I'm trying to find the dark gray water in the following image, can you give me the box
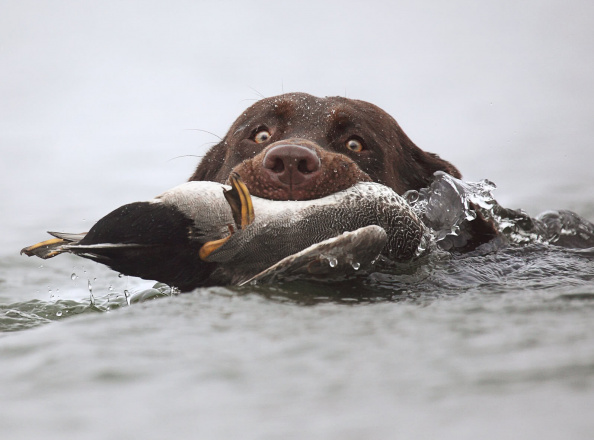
[2,1,594,439]
[2,246,594,439]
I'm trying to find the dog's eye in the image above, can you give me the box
[346,138,364,153]
[254,129,271,144]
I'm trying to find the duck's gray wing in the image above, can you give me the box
[239,225,387,285]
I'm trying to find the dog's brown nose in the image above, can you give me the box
[263,144,321,187]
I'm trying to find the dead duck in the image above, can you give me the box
[21,175,428,291]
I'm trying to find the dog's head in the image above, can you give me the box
[190,92,460,200]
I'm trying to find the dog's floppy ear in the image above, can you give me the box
[189,142,227,182]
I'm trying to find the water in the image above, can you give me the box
[3,1,594,438]
[1,269,594,439]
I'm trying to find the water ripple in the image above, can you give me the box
[0,283,178,332]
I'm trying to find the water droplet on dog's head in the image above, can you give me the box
[328,257,338,268]
[351,261,361,270]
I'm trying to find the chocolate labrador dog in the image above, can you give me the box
[189,92,497,248]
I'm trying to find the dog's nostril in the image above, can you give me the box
[298,159,314,174]
[271,158,285,173]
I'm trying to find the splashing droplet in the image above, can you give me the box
[71,273,78,280]
[328,257,338,268]
[465,209,477,221]
[405,191,419,204]
[124,290,131,306]
[351,261,361,270]
[416,235,429,256]
[56,310,62,317]
[88,280,95,306]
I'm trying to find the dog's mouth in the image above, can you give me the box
[228,138,372,201]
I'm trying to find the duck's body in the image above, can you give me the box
[22,180,427,290]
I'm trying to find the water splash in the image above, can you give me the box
[415,235,429,256]
[88,279,95,306]
[405,171,594,250]
[1,282,180,332]
[405,172,497,245]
